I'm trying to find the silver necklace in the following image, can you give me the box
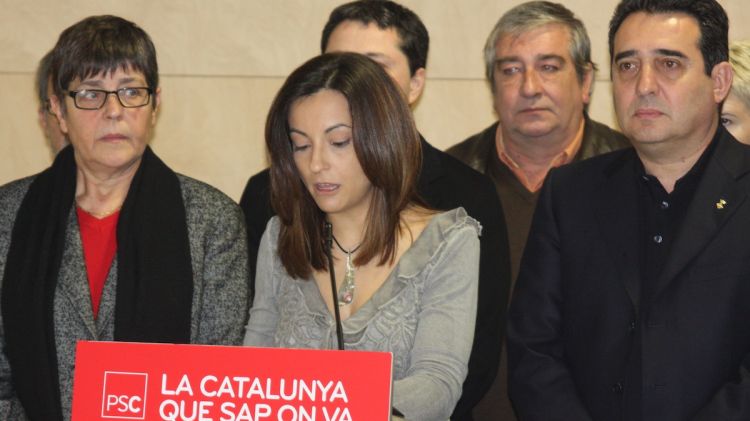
[331,235,361,306]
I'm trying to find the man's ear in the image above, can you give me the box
[151,87,162,125]
[580,63,594,105]
[407,67,426,106]
[37,106,48,131]
[49,95,69,134]
[711,61,733,104]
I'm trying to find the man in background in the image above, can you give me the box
[35,50,68,154]
[448,2,629,419]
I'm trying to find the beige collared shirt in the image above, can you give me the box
[495,119,585,192]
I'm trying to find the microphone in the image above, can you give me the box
[325,222,345,351]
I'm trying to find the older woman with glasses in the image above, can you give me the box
[0,15,248,420]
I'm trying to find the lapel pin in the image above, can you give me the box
[716,199,727,210]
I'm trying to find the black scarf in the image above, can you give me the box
[1,145,194,420]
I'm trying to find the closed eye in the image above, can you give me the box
[291,142,310,152]
[331,139,351,148]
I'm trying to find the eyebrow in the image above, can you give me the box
[655,48,687,58]
[496,54,565,65]
[538,54,565,63]
[289,123,352,138]
[325,123,352,133]
[613,50,636,62]
[288,128,308,138]
[614,49,687,62]
[77,77,140,88]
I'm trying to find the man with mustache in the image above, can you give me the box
[507,0,750,420]
[447,2,628,419]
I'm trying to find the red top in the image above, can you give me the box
[76,207,119,319]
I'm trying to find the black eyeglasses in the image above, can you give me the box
[67,87,154,110]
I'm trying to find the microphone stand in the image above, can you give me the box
[325,222,345,350]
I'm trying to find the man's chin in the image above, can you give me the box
[513,123,558,139]
[623,127,669,146]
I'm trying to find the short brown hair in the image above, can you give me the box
[608,0,728,76]
[320,0,429,75]
[51,15,158,112]
[266,53,422,279]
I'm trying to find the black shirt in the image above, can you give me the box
[624,137,718,420]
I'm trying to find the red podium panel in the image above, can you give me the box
[71,341,393,421]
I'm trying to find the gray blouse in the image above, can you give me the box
[244,208,480,421]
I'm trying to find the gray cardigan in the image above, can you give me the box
[244,208,480,421]
[0,174,250,420]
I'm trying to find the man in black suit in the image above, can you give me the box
[240,2,511,420]
[507,1,749,420]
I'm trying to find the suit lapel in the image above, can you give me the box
[473,124,497,174]
[417,137,446,207]
[654,130,750,297]
[594,149,641,308]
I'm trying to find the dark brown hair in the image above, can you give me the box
[320,0,429,75]
[608,0,728,76]
[50,15,158,112]
[266,53,422,279]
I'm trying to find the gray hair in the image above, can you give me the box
[730,41,750,108]
[483,1,594,90]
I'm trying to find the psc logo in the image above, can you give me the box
[101,371,148,419]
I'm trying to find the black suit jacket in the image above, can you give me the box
[507,127,750,421]
[240,137,511,420]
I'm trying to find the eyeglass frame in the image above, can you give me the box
[66,87,154,110]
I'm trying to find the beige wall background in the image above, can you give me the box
[2,0,749,201]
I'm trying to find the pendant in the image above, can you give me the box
[337,252,356,306]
